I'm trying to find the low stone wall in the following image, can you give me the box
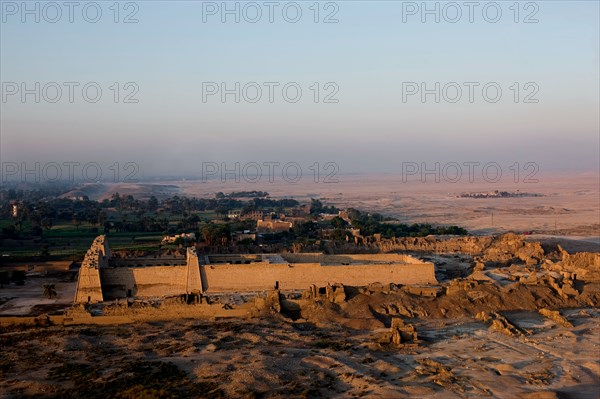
[0,303,251,326]
[0,315,65,327]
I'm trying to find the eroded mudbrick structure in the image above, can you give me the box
[74,236,110,303]
[75,235,437,303]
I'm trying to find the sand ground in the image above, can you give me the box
[0,276,76,316]
[0,309,598,398]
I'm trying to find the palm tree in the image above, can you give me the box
[43,283,57,299]
[72,216,81,231]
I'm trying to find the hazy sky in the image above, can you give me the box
[1,1,599,179]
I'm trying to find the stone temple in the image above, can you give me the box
[75,236,437,303]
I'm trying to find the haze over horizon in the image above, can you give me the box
[1,1,599,178]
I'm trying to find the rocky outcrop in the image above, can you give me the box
[538,308,572,327]
[521,273,580,299]
[551,246,600,281]
[376,235,492,255]
[476,311,524,337]
[482,233,544,266]
[375,233,545,266]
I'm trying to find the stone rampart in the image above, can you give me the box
[74,236,109,303]
[201,261,436,292]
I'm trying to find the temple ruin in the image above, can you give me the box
[74,235,437,303]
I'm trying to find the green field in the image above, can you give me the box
[1,223,164,261]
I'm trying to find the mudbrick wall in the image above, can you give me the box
[74,236,109,303]
[101,266,192,298]
[101,247,203,299]
[201,262,437,292]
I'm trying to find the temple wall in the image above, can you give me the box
[75,236,437,302]
[201,262,436,292]
[100,266,197,298]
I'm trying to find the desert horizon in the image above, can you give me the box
[51,171,598,237]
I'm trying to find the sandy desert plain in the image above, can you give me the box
[1,172,599,399]
[99,171,600,244]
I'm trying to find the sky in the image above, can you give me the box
[1,0,599,180]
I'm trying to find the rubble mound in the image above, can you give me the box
[538,308,572,327]
[481,233,544,266]
[476,311,524,337]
